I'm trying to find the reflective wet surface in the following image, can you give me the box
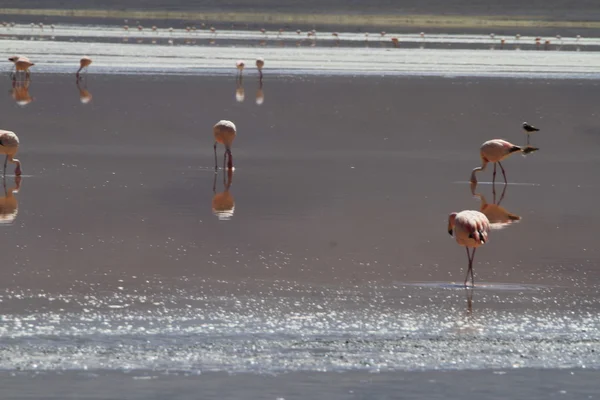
[2,71,600,396]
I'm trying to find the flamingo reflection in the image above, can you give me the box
[10,77,33,106]
[76,76,93,104]
[256,78,264,105]
[471,181,521,228]
[235,74,245,102]
[212,168,235,220]
[0,175,21,225]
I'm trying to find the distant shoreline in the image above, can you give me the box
[2,8,600,30]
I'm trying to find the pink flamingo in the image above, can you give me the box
[76,56,92,78]
[213,120,236,170]
[0,130,22,176]
[470,139,538,184]
[448,210,490,286]
[236,60,245,78]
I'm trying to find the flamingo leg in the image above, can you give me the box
[212,171,217,193]
[226,149,233,170]
[464,247,473,287]
[527,134,530,146]
[2,155,7,176]
[470,248,477,286]
[214,142,218,170]
[498,161,507,184]
[492,163,497,184]
[498,182,508,205]
[223,150,227,171]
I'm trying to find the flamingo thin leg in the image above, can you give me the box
[214,142,218,170]
[470,248,477,286]
[492,163,497,184]
[498,161,507,184]
[2,155,6,176]
[464,247,473,286]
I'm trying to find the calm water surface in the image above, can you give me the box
[1,73,600,397]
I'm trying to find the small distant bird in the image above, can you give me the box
[152,25,157,32]
[260,28,266,34]
[490,33,495,39]
[391,37,399,47]
[516,33,521,39]
[448,210,490,286]
[470,139,539,184]
[522,122,540,144]
[256,57,264,80]
[76,56,92,78]
[0,130,22,176]
[213,120,236,170]
[123,25,129,31]
[420,32,425,38]
[296,29,301,34]
[8,56,34,79]
[137,25,143,31]
[236,60,245,77]
[380,31,386,37]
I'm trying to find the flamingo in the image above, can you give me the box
[8,56,34,79]
[236,60,245,78]
[212,168,235,220]
[213,120,236,170]
[522,122,540,145]
[256,57,264,80]
[470,139,538,184]
[76,56,92,78]
[0,130,22,176]
[448,210,490,286]
[391,37,399,47]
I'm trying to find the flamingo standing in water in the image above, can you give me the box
[8,56,34,79]
[256,57,264,80]
[76,56,92,78]
[236,60,245,78]
[0,130,22,176]
[213,120,236,170]
[448,210,490,286]
[470,139,538,184]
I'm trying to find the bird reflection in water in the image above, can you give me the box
[76,76,93,104]
[0,175,21,225]
[256,78,264,105]
[235,75,245,102]
[212,168,235,220]
[470,181,521,228]
[10,76,33,106]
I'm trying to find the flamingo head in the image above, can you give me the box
[447,212,457,236]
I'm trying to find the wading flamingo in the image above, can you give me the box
[522,122,540,145]
[8,56,34,79]
[236,60,245,78]
[470,139,538,184]
[256,57,264,80]
[213,120,236,170]
[76,56,92,78]
[0,130,22,176]
[448,210,490,286]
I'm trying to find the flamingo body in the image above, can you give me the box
[470,139,537,184]
[0,130,22,176]
[213,120,236,170]
[448,210,490,286]
[77,56,92,77]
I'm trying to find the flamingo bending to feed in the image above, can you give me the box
[448,210,490,286]
[0,130,22,176]
[213,120,236,170]
[8,56,34,79]
[256,57,264,80]
[236,60,245,78]
[470,139,538,184]
[76,56,92,78]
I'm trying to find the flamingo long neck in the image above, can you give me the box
[470,160,488,182]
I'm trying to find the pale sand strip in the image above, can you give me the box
[2,8,600,29]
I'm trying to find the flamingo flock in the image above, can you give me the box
[449,129,541,287]
[3,27,548,290]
